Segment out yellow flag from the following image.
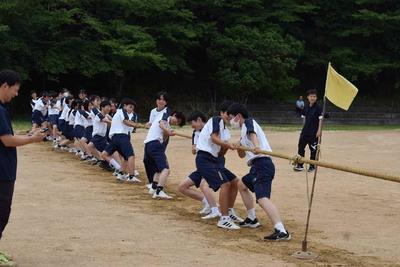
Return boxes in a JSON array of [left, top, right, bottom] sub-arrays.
[[325, 63, 358, 110]]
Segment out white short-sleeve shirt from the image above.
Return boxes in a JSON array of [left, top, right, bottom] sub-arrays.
[[239, 118, 272, 165]]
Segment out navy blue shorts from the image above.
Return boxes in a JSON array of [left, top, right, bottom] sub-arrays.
[[242, 157, 275, 200], [43, 114, 49, 122], [92, 135, 108, 152], [64, 124, 74, 140], [84, 126, 93, 142], [143, 140, 169, 183], [74, 125, 85, 139], [188, 171, 202, 188], [49, 114, 59, 126], [217, 156, 236, 182], [32, 110, 43, 126], [195, 151, 231, 192], [104, 134, 134, 160], [58, 119, 66, 133]]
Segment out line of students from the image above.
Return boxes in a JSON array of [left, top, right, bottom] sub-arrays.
[[31, 90, 291, 241]]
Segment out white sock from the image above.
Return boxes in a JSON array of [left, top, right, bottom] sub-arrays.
[[202, 197, 209, 207], [247, 208, 256, 220], [274, 222, 287, 234], [221, 215, 230, 221], [110, 159, 121, 170], [211, 207, 220, 214]]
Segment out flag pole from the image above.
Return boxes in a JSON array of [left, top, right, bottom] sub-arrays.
[[300, 95, 326, 253], [293, 63, 330, 260]]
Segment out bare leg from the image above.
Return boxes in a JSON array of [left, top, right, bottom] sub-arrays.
[[258, 197, 282, 225], [157, 169, 170, 187], [178, 178, 203, 201], [200, 180, 217, 207], [228, 178, 239, 208], [219, 182, 231, 216], [238, 179, 254, 210]]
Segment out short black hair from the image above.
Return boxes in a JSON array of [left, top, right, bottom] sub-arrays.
[[71, 99, 82, 109], [172, 111, 186, 127], [79, 89, 87, 95], [100, 100, 110, 109], [89, 95, 100, 103], [49, 90, 57, 98], [109, 97, 117, 104], [83, 100, 90, 111], [120, 97, 135, 106], [42, 91, 50, 97], [30, 90, 37, 95], [220, 100, 234, 113], [61, 88, 69, 93], [156, 91, 168, 103], [0, 69, 22, 87], [227, 103, 249, 119], [187, 111, 207, 123], [306, 89, 318, 96]]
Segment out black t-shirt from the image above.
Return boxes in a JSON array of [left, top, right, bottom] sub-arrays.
[[0, 103, 17, 182], [301, 103, 323, 136]]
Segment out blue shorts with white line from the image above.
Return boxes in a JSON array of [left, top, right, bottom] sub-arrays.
[[195, 151, 234, 192], [143, 140, 169, 183], [188, 171, 202, 188], [92, 135, 108, 152], [104, 134, 135, 160], [242, 157, 275, 200]]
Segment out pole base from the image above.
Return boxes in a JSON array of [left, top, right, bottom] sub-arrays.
[[291, 250, 318, 260]]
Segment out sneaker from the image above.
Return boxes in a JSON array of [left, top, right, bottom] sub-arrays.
[[152, 190, 172, 199], [134, 170, 140, 177], [146, 184, 152, 189], [308, 165, 316, 172], [202, 211, 221, 220], [293, 164, 304, 171], [229, 210, 244, 223], [116, 173, 129, 181], [98, 161, 114, 172], [113, 170, 120, 176], [217, 217, 240, 230], [148, 187, 156, 195], [264, 229, 291, 241], [199, 206, 211, 215], [239, 217, 260, 228], [126, 175, 141, 183], [80, 154, 89, 161]]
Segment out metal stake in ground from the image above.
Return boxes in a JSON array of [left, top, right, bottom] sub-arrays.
[[292, 96, 327, 260]]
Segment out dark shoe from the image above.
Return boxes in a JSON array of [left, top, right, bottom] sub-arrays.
[[239, 217, 260, 228], [264, 229, 291, 241]]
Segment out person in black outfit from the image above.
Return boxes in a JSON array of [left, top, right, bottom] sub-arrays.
[[0, 70, 45, 266], [294, 89, 323, 172]]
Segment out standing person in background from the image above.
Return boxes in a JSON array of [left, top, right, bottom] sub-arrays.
[[31, 91, 50, 132], [48, 91, 61, 141], [295, 96, 305, 117], [109, 98, 118, 117], [0, 70, 45, 267], [293, 89, 323, 172]]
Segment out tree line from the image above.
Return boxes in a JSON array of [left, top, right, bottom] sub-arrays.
[[0, 0, 399, 113]]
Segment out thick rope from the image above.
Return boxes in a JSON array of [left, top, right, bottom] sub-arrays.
[[172, 131, 400, 183]]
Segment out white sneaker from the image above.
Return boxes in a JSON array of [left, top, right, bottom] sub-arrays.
[[126, 176, 141, 183], [146, 184, 152, 189], [202, 211, 221, 220], [148, 187, 156, 195], [152, 190, 173, 199], [199, 206, 211, 215], [113, 170, 120, 176], [229, 209, 244, 223], [217, 217, 240, 230], [134, 170, 140, 176], [116, 173, 128, 181]]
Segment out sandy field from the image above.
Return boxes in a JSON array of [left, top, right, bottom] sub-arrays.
[[1, 128, 400, 267]]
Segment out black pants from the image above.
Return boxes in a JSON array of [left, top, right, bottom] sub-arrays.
[[0, 181, 15, 240], [297, 135, 318, 166]]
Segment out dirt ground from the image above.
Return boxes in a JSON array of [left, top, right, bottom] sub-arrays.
[[1, 129, 400, 267]]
